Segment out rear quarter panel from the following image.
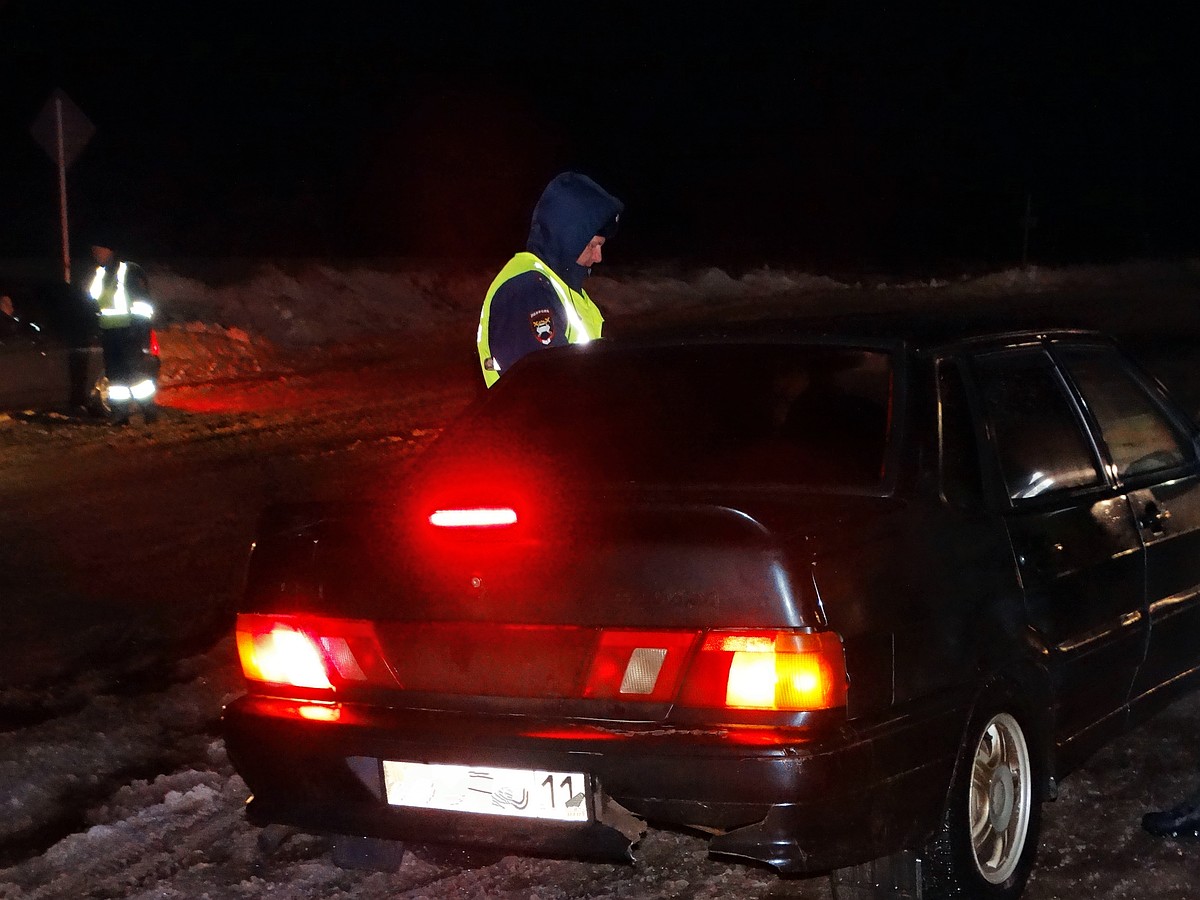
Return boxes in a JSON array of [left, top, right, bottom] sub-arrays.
[[803, 495, 1025, 720]]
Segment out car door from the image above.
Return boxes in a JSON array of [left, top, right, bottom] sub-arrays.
[[0, 315, 61, 409], [968, 345, 1147, 749], [1054, 344, 1200, 703]]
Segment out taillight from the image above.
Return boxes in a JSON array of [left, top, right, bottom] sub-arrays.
[[678, 630, 847, 711], [235, 614, 395, 692], [583, 627, 847, 712], [233, 615, 847, 716], [237, 620, 331, 689], [148, 328, 160, 357]]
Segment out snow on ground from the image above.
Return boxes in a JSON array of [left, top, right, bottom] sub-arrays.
[[1, 639, 1198, 899]]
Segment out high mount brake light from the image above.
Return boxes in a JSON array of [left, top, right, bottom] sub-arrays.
[[236, 614, 394, 692], [429, 507, 518, 528], [678, 630, 848, 711]]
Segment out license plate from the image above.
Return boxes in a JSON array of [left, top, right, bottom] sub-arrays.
[[382, 760, 590, 822]]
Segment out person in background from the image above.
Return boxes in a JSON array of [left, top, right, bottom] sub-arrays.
[[1143, 786, 1200, 840], [476, 172, 623, 388], [88, 241, 159, 425]]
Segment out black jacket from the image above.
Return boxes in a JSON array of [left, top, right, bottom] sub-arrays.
[[487, 173, 623, 376]]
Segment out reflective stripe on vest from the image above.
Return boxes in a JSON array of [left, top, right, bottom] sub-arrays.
[[89, 262, 153, 328], [476, 251, 604, 388]]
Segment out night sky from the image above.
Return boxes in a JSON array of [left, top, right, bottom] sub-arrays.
[[2, 2, 1198, 275]]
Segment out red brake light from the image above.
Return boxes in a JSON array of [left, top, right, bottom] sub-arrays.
[[236, 614, 395, 692], [678, 630, 847, 711], [429, 507, 518, 528]]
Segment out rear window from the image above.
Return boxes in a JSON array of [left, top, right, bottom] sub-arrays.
[[451, 343, 894, 489]]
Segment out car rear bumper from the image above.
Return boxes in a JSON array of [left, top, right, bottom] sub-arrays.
[[223, 694, 963, 874]]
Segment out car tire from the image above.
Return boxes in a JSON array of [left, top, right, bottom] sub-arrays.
[[920, 699, 1043, 900]]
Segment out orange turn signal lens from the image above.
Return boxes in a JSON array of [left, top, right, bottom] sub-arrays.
[[726, 648, 833, 709], [679, 630, 847, 711]]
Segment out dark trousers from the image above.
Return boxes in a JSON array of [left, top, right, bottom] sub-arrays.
[[100, 322, 153, 381], [100, 321, 154, 413]]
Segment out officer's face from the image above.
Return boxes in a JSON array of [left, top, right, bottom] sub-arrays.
[[576, 235, 605, 268]]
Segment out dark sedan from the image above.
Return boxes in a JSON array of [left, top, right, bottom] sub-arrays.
[[223, 321, 1200, 899], [0, 287, 107, 414]]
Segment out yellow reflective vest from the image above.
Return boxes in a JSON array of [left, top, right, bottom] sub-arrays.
[[476, 252, 604, 388], [88, 262, 154, 329]]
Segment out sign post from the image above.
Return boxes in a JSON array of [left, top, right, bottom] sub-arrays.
[[30, 89, 95, 284]]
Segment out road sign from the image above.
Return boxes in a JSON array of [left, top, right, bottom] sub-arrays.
[[30, 90, 94, 283], [31, 89, 95, 168]]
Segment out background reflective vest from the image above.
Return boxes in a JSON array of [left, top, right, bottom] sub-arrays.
[[476, 251, 604, 388], [89, 262, 154, 329]]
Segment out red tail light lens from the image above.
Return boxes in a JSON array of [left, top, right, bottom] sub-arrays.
[[678, 630, 847, 711], [236, 614, 395, 691]]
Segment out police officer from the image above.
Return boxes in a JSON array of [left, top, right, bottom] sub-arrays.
[[477, 172, 623, 387], [88, 241, 159, 425]]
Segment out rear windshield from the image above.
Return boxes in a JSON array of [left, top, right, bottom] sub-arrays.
[[451, 344, 894, 489]]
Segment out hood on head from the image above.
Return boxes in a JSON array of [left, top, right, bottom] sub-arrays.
[[526, 173, 623, 290]]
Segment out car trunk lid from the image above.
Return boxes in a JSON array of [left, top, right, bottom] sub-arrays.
[[241, 491, 880, 719], [251, 492, 824, 629]]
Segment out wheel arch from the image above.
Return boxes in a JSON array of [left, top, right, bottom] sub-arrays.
[[941, 658, 1055, 814], [917, 659, 1052, 898]]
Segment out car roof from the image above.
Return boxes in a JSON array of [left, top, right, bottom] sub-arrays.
[[619, 310, 1110, 356]]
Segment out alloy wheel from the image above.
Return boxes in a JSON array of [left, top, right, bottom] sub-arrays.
[[969, 712, 1032, 884]]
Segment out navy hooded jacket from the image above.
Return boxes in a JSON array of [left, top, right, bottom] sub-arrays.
[[486, 173, 623, 377]]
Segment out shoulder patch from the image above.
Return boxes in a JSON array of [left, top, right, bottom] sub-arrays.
[[529, 308, 555, 345], [530, 307, 556, 340]]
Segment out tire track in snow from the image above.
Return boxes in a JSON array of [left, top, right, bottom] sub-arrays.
[[5, 778, 242, 900]]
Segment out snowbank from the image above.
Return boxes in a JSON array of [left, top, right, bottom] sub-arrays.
[[148, 258, 1200, 386]]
